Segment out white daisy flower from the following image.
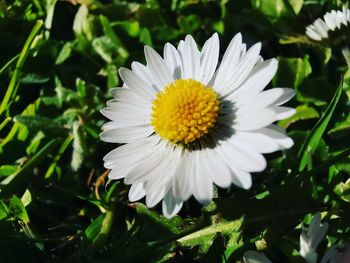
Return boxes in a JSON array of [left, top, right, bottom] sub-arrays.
[[300, 213, 329, 263], [306, 6, 350, 41], [100, 33, 295, 218]]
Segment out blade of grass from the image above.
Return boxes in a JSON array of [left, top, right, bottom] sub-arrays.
[[0, 138, 61, 199], [0, 116, 11, 131], [0, 54, 20, 76], [44, 134, 73, 179], [303, 147, 350, 177], [298, 79, 343, 172], [0, 20, 43, 116]]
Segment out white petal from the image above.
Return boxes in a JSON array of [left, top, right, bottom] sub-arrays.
[[100, 125, 154, 143], [124, 141, 169, 185], [146, 186, 167, 208], [337, 10, 347, 26], [197, 148, 232, 188], [314, 18, 329, 38], [332, 10, 342, 28], [216, 140, 266, 172], [182, 35, 201, 80], [101, 103, 150, 126], [269, 106, 296, 120], [110, 87, 149, 106], [230, 167, 252, 189], [212, 33, 243, 88], [199, 33, 219, 85], [131, 62, 160, 92], [144, 46, 174, 89], [192, 151, 213, 204], [162, 189, 183, 218], [104, 136, 159, 169], [237, 88, 295, 108], [124, 154, 164, 185], [173, 151, 194, 201], [234, 108, 277, 131], [262, 125, 294, 149], [229, 59, 278, 103], [324, 13, 336, 31], [232, 131, 281, 154], [163, 43, 183, 79], [145, 147, 181, 202], [306, 27, 323, 41], [119, 67, 156, 100], [217, 42, 262, 96], [129, 183, 146, 202]]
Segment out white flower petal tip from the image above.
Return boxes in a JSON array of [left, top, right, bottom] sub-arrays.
[[243, 251, 272, 263], [299, 213, 329, 263], [305, 7, 350, 41], [101, 33, 295, 217]]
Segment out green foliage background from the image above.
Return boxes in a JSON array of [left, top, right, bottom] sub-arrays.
[[0, 0, 350, 262]]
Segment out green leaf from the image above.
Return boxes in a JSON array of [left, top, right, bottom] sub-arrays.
[[21, 189, 32, 207], [92, 36, 117, 64], [178, 218, 242, 253], [177, 15, 201, 33], [278, 104, 319, 129], [114, 21, 140, 37], [139, 28, 153, 46], [9, 195, 30, 223], [288, 0, 303, 14], [328, 117, 350, 139], [76, 78, 87, 98], [0, 201, 9, 220], [55, 42, 73, 65], [297, 77, 333, 106], [298, 80, 343, 172], [84, 210, 114, 248], [107, 64, 119, 88], [19, 73, 50, 84], [200, 234, 226, 263], [0, 165, 17, 177], [26, 131, 45, 155], [14, 115, 66, 135], [99, 15, 128, 58], [134, 203, 185, 235], [252, 0, 291, 20], [273, 56, 312, 89], [334, 178, 350, 202]]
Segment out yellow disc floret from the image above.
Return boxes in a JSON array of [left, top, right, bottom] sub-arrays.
[[151, 79, 220, 144]]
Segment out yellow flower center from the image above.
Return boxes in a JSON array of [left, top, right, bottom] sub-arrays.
[[151, 79, 220, 144]]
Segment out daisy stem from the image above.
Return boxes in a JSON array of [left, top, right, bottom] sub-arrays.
[[341, 47, 350, 69]]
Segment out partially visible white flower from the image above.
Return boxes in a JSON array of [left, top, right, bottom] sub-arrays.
[[321, 244, 350, 263], [299, 213, 329, 263], [306, 6, 350, 41], [243, 251, 272, 263]]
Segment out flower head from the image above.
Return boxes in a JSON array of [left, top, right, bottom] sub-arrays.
[[306, 6, 350, 41], [100, 33, 295, 218]]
